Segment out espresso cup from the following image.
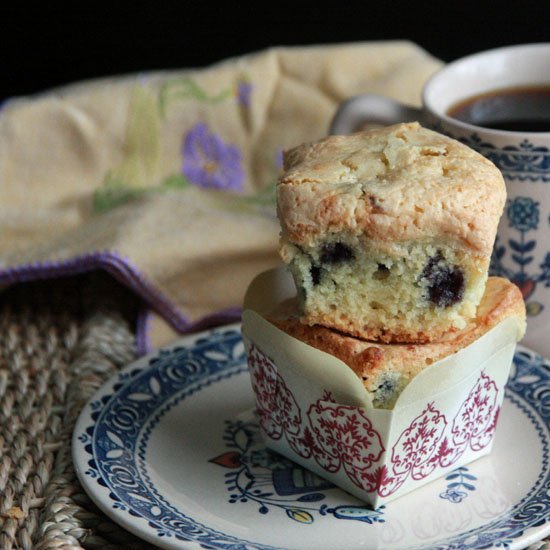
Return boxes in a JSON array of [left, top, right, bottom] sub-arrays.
[[330, 44, 550, 356]]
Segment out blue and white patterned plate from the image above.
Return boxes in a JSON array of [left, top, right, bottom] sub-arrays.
[[72, 323, 550, 549]]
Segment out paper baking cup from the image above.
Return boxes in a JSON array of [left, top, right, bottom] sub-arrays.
[[241, 268, 521, 506]]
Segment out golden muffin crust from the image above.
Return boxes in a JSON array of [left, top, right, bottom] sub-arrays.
[[277, 122, 505, 257]]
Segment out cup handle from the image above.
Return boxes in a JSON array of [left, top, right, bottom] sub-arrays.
[[329, 94, 425, 135]]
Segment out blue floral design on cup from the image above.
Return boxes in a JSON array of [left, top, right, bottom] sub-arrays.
[[491, 196, 550, 316], [507, 197, 540, 232], [459, 134, 550, 182]]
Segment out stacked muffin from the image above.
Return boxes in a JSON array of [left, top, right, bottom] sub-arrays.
[[274, 122, 525, 408]]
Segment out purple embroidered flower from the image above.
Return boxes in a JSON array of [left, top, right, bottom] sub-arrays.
[[275, 146, 284, 170], [236, 80, 253, 108], [182, 122, 245, 191]]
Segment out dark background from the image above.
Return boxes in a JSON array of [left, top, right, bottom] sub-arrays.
[[2, 2, 549, 100]]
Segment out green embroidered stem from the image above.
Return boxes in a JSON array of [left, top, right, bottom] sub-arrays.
[[93, 174, 147, 213], [93, 174, 190, 213], [159, 77, 233, 117]]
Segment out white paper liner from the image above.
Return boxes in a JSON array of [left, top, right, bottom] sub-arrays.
[[242, 268, 522, 506]]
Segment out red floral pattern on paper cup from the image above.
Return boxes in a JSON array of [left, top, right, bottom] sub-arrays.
[[307, 400, 385, 491], [379, 403, 447, 496], [245, 338, 511, 507], [247, 344, 301, 440], [452, 372, 499, 451]]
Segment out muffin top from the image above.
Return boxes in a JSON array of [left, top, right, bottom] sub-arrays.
[[277, 122, 506, 256]]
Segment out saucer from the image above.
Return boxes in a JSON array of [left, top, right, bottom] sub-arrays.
[[72, 323, 550, 549]]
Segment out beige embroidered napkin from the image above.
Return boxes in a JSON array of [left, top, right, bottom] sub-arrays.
[[0, 41, 441, 348]]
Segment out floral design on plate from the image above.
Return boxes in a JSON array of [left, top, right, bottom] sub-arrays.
[[439, 467, 478, 503]]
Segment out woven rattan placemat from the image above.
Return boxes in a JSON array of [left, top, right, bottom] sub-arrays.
[[0, 274, 151, 549], [0, 275, 548, 549]]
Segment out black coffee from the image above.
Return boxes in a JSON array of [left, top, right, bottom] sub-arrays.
[[447, 85, 550, 132]]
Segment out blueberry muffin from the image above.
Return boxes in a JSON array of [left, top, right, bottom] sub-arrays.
[[277, 122, 506, 343], [269, 277, 525, 408]]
